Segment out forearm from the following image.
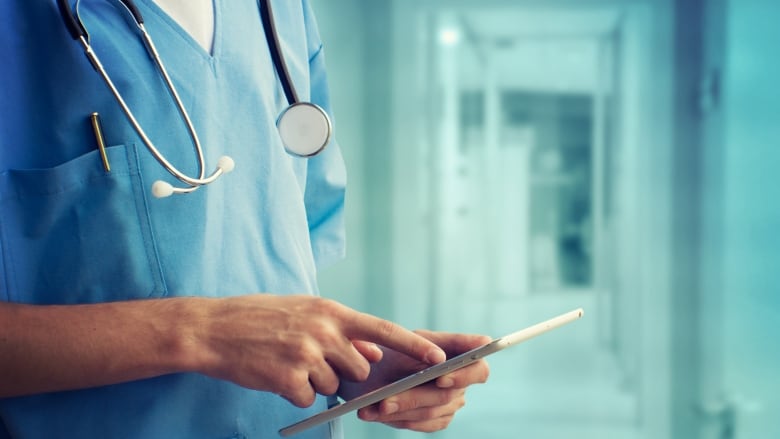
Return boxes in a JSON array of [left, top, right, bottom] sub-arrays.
[[0, 294, 447, 407], [0, 298, 206, 398]]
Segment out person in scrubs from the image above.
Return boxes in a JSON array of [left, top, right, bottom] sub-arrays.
[[0, 1, 490, 438]]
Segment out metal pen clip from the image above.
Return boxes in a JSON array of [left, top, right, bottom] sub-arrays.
[[90, 112, 111, 172]]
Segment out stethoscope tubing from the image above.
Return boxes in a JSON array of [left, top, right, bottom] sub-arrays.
[[59, 0, 223, 192], [58, 0, 144, 40], [57, 0, 330, 197], [259, 0, 297, 105]]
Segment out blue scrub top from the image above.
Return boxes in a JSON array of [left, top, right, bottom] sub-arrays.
[[0, 0, 347, 437]]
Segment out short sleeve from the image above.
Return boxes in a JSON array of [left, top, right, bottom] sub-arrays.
[[302, 0, 347, 270]]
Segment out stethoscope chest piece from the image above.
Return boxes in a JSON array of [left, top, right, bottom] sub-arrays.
[[277, 102, 332, 157]]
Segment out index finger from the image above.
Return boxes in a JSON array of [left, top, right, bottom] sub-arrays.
[[414, 331, 492, 355], [345, 312, 446, 365]]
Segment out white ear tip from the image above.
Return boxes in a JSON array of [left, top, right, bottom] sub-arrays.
[[218, 156, 235, 173], [152, 180, 174, 198]]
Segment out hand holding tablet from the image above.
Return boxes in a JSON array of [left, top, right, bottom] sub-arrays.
[[280, 308, 584, 436]]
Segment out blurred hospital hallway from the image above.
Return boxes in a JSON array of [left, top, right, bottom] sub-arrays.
[[311, 0, 780, 438]]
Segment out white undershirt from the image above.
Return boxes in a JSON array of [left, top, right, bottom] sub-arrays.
[[153, 0, 215, 53]]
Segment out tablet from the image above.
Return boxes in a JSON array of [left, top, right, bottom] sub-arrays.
[[279, 308, 584, 436]]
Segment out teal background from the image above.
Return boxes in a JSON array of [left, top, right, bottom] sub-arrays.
[[310, 1, 780, 438]]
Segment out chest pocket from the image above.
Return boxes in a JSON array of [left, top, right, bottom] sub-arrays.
[[0, 144, 166, 304]]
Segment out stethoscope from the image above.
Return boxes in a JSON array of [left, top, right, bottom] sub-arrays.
[[57, 0, 332, 198]]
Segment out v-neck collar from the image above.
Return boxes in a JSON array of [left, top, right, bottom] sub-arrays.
[[136, 0, 222, 62]]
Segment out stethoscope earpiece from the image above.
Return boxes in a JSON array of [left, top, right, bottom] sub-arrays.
[[217, 155, 236, 174], [151, 155, 235, 198], [151, 180, 175, 198]]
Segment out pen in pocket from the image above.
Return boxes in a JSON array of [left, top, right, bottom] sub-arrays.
[[90, 112, 111, 173]]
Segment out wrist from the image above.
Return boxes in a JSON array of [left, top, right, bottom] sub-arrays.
[[155, 297, 217, 376]]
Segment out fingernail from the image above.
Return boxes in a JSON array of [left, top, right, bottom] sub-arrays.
[[383, 401, 399, 415], [438, 377, 454, 388], [425, 348, 446, 364], [360, 408, 378, 421]]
